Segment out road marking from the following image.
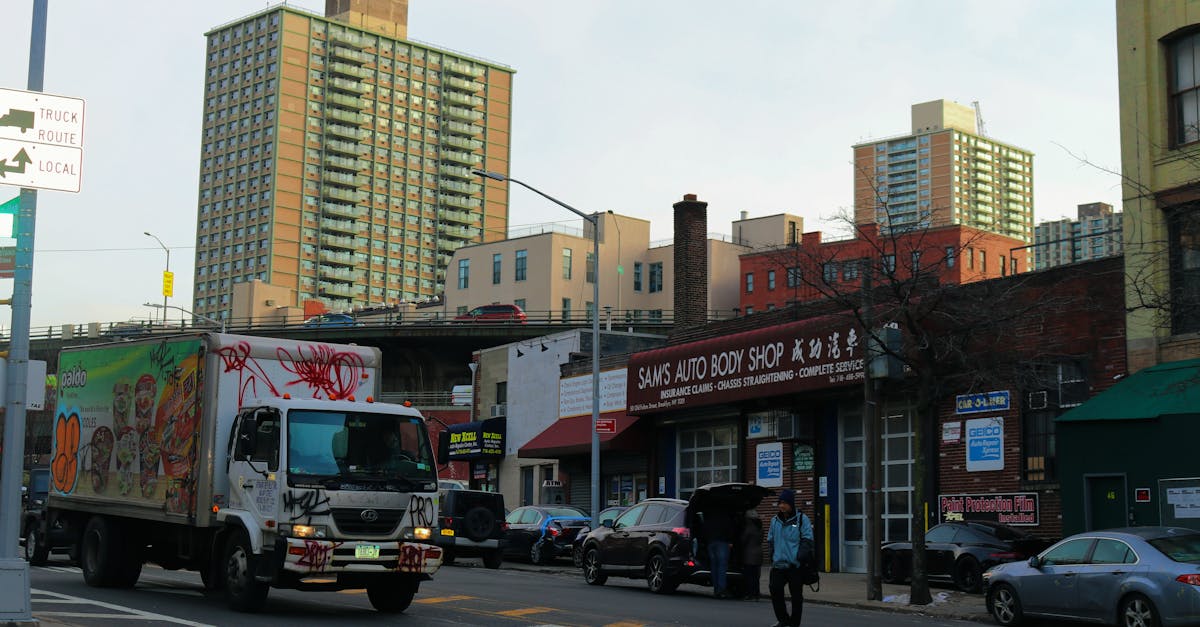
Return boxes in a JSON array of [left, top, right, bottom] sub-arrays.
[[336, 589, 365, 595], [415, 594, 475, 604], [31, 589, 215, 626], [497, 606, 555, 617], [32, 612, 162, 620], [603, 623, 646, 627], [41, 565, 82, 574]]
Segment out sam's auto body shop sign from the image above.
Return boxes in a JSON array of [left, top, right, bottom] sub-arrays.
[[627, 316, 864, 414], [939, 492, 1039, 526]]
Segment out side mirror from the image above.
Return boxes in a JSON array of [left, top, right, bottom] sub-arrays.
[[602, 519, 615, 529], [1028, 556, 1041, 569], [437, 430, 450, 465]]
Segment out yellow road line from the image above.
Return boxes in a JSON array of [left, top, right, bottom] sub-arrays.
[[336, 589, 365, 595], [496, 606, 554, 617], [604, 622, 646, 627], [414, 594, 475, 604]]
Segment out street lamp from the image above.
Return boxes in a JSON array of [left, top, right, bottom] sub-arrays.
[[144, 231, 170, 325], [144, 303, 225, 333], [473, 168, 603, 527]]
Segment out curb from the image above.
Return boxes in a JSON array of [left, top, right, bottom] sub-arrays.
[[805, 597, 991, 623]]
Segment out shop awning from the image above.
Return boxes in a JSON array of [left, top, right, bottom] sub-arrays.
[[1057, 358, 1200, 422], [518, 414, 641, 458]]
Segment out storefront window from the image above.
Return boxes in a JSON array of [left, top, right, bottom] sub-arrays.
[[678, 423, 738, 500], [607, 473, 647, 506]]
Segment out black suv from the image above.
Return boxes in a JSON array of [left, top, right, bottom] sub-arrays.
[[437, 489, 506, 568], [21, 467, 52, 565], [579, 483, 770, 594]]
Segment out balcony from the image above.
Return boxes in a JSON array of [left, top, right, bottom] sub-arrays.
[[322, 202, 366, 220], [326, 123, 365, 141], [438, 164, 474, 180], [443, 120, 482, 136], [318, 281, 364, 298], [440, 194, 482, 211], [329, 77, 366, 95], [445, 92, 484, 108], [444, 106, 484, 123], [320, 233, 361, 250], [318, 249, 356, 267], [445, 76, 484, 92], [328, 93, 365, 110], [444, 61, 485, 78], [440, 224, 481, 240], [323, 154, 364, 172], [318, 264, 363, 282], [329, 62, 371, 80], [442, 136, 483, 152], [321, 187, 362, 203], [328, 108, 366, 126], [322, 170, 362, 187], [441, 149, 482, 167], [437, 238, 465, 253], [439, 208, 481, 226], [320, 217, 364, 235], [323, 138, 365, 157], [329, 30, 366, 48], [438, 179, 481, 195], [330, 45, 369, 64]]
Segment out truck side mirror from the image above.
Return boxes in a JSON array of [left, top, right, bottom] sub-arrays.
[[437, 430, 450, 465]]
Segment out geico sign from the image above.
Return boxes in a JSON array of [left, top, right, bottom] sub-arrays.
[[759, 449, 782, 459], [968, 426, 1002, 438]]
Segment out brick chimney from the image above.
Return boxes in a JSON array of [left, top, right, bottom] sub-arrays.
[[673, 194, 708, 329]]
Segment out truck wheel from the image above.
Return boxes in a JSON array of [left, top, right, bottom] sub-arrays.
[[482, 550, 502, 570], [24, 526, 49, 566], [367, 576, 417, 613], [224, 528, 269, 612], [81, 516, 121, 587]]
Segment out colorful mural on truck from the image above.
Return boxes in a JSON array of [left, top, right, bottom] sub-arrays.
[[52, 340, 204, 516]]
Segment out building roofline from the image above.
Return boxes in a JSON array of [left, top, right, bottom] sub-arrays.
[[851, 127, 1034, 155]]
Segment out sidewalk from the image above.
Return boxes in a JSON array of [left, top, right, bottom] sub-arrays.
[[760, 569, 991, 622]]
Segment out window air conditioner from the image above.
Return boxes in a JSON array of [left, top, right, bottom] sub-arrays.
[[490, 403, 507, 418]]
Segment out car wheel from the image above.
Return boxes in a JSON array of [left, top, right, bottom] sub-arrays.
[[646, 552, 676, 594], [1120, 593, 1160, 627], [482, 550, 502, 570], [583, 548, 607, 586], [881, 551, 903, 584], [573, 545, 583, 568], [988, 583, 1024, 626], [463, 507, 496, 542], [367, 576, 417, 613], [224, 528, 269, 613], [24, 526, 49, 566], [954, 556, 982, 593], [530, 540, 546, 565]]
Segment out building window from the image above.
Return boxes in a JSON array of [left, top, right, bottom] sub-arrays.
[[514, 298, 526, 311], [633, 262, 643, 291], [911, 251, 922, 273], [881, 254, 896, 275], [1169, 205, 1200, 334], [745, 272, 754, 293], [842, 261, 860, 282], [1023, 361, 1087, 484], [979, 250, 987, 273], [786, 267, 801, 288], [945, 246, 956, 268], [767, 270, 776, 290], [562, 248, 572, 280], [457, 259, 469, 289], [788, 221, 798, 245], [1000, 254, 1007, 276], [586, 252, 595, 283], [822, 263, 837, 283], [967, 247, 975, 270], [515, 249, 527, 281], [561, 298, 572, 322], [677, 423, 738, 501], [493, 253, 502, 284], [1170, 30, 1200, 146], [649, 262, 664, 293], [1011, 257, 1018, 275]]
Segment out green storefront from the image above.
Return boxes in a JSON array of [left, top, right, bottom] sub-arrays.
[[1057, 358, 1200, 535]]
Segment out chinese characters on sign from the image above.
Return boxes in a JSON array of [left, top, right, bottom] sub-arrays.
[[628, 317, 865, 414]]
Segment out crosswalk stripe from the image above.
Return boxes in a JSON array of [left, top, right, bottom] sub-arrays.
[[497, 606, 554, 617], [414, 594, 474, 603]]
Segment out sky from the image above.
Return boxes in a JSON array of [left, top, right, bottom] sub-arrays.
[[0, 0, 1121, 329]]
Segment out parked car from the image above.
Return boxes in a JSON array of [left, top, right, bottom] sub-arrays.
[[573, 506, 628, 567], [984, 526, 1200, 626], [436, 489, 507, 569], [20, 467, 52, 565], [454, 304, 527, 324], [881, 521, 1052, 592], [503, 505, 590, 564], [579, 482, 770, 594], [304, 313, 358, 327]]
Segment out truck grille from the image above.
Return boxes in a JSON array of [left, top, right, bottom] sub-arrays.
[[331, 508, 404, 536]]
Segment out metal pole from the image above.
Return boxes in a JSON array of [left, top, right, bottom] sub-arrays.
[[863, 260, 882, 600], [0, 1, 47, 621], [591, 217, 601, 527], [164, 247, 170, 325]]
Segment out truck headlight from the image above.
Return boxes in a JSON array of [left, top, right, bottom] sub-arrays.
[[280, 523, 329, 539], [414, 527, 432, 541]]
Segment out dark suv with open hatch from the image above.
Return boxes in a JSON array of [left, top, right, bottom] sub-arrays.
[[436, 489, 507, 568]]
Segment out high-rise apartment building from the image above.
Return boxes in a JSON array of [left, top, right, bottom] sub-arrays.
[[193, 1, 513, 320], [1033, 202, 1122, 270], [852, 100, 1034, 243]]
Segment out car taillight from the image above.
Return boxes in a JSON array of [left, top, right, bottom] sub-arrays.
[[442, 517, 453, 528], [672, 527, 691, 538], [500, 522, 509, 531], [1177, 574, 1200, 586], [989, 552, 1021, 560], [548, 526, 560, 537]]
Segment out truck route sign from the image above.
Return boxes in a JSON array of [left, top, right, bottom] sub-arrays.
[[0, 87, 85, 193]]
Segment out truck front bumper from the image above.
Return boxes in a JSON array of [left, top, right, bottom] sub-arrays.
[[280, 537, 442, 576]]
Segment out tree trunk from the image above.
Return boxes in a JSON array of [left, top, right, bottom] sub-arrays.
[[909, 375, 933, 605]]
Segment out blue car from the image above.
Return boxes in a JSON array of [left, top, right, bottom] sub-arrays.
[[304, 313, 357, 328], [984, 526, 1200, 626], [503, 506, 590, 565]]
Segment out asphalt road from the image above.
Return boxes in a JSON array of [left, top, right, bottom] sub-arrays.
[[27, 558, 982, 627]]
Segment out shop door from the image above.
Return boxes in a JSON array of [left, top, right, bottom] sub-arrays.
[[881, 412, 914, 544], [840, 410, 866, 573], [677, 423, 738, 501], [1087, 475, 1127, 530]]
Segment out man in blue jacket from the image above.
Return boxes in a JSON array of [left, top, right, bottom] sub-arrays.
[[766, 489, 813, 627]]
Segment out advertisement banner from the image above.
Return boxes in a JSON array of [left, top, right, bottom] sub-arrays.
[[965, 416, 1004, 472], [756, 442, 783, 487], [938, 492, 1039, 526], [52, 339, 204, 516], [560, 369, 627, 418], [446, 417, 506, 460]]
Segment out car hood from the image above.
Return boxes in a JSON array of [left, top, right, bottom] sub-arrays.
[[687, 482, 771, 513]]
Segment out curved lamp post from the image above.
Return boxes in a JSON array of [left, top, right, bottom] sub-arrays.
[[144, 231, 169, 325], [472, 169, 602, 527]]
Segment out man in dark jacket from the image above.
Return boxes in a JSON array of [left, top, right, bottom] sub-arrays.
[[739, 508, 763, 600], [702, 508, 735, 598]]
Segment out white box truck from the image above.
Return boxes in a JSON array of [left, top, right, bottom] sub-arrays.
[[42, 333, 443, 612]]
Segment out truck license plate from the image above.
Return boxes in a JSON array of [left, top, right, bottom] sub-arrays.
[[355, 544, 380, 559]]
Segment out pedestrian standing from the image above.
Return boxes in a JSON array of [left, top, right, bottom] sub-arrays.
[[767, 489, 813, 627], [740, 508, 763, 600], [702, 508, 735, 598]]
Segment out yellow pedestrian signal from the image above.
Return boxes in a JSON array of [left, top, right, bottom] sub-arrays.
[[162, 271, 174, 298]]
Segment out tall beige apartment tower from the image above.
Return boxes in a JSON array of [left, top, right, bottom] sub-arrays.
[[852, 100, 1033, 243], [193, 1, 513, 320]]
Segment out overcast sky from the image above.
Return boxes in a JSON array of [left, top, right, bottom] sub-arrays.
[[0, 0, 1120, 329]]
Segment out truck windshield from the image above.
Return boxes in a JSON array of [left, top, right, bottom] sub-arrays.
[[287, 410, 436, 485]]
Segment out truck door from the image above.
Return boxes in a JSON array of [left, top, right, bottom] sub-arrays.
[[228, 408, 281, 522]]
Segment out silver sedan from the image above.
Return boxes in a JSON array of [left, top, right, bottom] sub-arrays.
[[983, 527, 1200, 626]]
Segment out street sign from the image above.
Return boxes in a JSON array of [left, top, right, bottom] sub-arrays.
[[0, 246, 14, 279], [596, 418, 616, 434], [0, 88, 85, 193], [0, 196, 16, 214], [162, 270, 174, 297]]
